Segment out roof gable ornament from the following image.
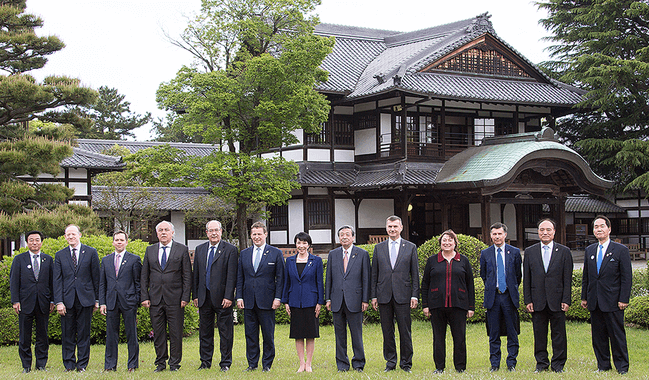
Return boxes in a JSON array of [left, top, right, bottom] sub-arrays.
[[465, 12, 495, 37]]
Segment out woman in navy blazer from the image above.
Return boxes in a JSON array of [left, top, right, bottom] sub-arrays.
[[281, 232, 324, 373]]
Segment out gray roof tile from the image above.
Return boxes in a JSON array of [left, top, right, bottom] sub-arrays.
[[565, 195, 625, 214], [92, 186, 214, 211], [61, 147, 124, 169], [76, 139, 219, 157]]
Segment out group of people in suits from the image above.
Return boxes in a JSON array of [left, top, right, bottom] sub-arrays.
[[9, 214, 633, 374]]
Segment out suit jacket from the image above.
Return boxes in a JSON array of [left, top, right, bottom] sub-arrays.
[[193, 240, 238, 308], [281, 254, 324, 308], [523, 242, 573, 312], [480, 244, 522, 309], [141, 241, 192, 306], [581, 241, 632, 312], [53, 244, 100, 308], [10, 251, 54, 314], [236, 244, 284, 309], [420, 252, 475, 311], [370, 238, 420, 304], [325, 245, 370, 313], [99, 251, 142, 310]]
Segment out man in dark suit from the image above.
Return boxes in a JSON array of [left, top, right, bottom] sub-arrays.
[[581, 215, 632, 374], [236, 221, 284, 372], [53, 224, 100, 372], [141, 221, 192, 372], [193, 220, 238, 372], [370, 215, 419, 373], [523, 219, 573, 373], [480, 222, 522, 372], [99, 230, 141, 372], [10, 230, 54, 373], [325, 225, 370, 372]]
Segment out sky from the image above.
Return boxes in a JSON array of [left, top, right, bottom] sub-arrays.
[[26, 0, 553, 141]]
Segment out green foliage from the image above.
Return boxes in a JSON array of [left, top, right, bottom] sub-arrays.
[[416, 233, 487, 277], [566, 286, 590, 321], [625, 295, 649, 327], [0, 307, 20, 344], [0, 204, 100, 240]]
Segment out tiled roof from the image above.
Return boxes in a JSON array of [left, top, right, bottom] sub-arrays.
[[315, 14, 585, 105], [61, 147, 124, 169], [76, 139, 219, 157], [565, 195, 626, 214], [92, 186, 214, 211]]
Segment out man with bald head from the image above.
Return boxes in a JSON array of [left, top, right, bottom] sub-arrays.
[[53, 224, 100, 372], [141, 221, 192, 372]]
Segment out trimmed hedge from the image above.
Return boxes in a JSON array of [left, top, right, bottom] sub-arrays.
[[1, 235, 198, 345], [625, 295, 649, 327]]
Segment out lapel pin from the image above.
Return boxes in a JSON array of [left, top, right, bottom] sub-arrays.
[[27, 265, 32, 269], [590, 255, 594, 260]]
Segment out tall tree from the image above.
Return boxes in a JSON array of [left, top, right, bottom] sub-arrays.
[[157, 0, 333, 248], [0, 1, 98, 241], [537, 0, 649, 189], [73, 86, 151, 139]]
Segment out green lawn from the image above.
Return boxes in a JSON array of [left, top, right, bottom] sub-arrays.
[[0, 321, 647, 379]]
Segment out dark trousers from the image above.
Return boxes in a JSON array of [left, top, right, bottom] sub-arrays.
[[332, 300, 365, 371], [105, 300, 139, 370], [591, 307, 629, 372], [531, 306, 566, 371], [244, 305, 276, 369], [379, 297, 413, 370], [430, 307, 467, 371], [18, 307, 49, 370], [150, 302, 184, 369], [486, 292, 519, 368], [60, 297, 92, 371], [199, 291, 234, 368]]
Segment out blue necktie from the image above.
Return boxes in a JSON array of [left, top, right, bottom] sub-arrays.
[[597, 245, 604, 274], [253, 247, 261, 272], [206, 246, 215, 291], [161, 246, 167, 270], [543, 245, 550, 272], [497, 247, 506, 292]]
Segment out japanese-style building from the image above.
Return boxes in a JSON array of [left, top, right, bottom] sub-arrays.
[[261, 13, 612, 250]]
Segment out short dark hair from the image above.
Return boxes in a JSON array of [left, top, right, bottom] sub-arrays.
[[113, 230, 129, 240], [26, 231, 44, 241], [251, 221, 267, 234], [537, 218, 556, 229], [294, 232, 312, 246], [438, 229, 459, 248], [490, 222, 508, 233], [593, 215, 611, 228], [337, 225, 355, 237]]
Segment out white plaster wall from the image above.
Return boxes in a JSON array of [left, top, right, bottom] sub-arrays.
[[490, 203, 501, 224], [270, 230, 288, 245], [334, 106, 354, 115], [70, 182, 88, 196], [171, 212, 186, 244], [354, 102, 376, 113], [380, 113, 391, 137], [469, 203, 481, 228], [293, 129, 304, 145], [334, 149, 355, 162], [288, 199, 304, 241], [308, 187, 328, 195], [358, 199, 394, 228], [307, 149, 330, 162], [334, 199, 355, 244], [354, 129, 376, 155], [503, 204, 517, 239], [69, 200, 88, 206], [187, 240, 203, 251], [617, 199, 649, 207], [310, 229, 332, 244], [282, 149, 303, 162], [69, 168, 87, 179], [261, 151, 280, 159]]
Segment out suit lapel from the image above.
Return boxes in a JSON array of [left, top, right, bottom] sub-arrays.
[[599, 243, 615, 274], [106, 253, 116, 280], [299, 255, 315, 279], [345, 247, 358, 277], [153, 243, 164, 271]]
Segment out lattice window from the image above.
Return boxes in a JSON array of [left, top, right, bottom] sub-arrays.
[[269, 204, 288, 229], [433, 47, 530, 78], [306, 122, 330, 145], [333, 116, 353, 146], [356, 112, 377, 130], [307, 198, 331, 228]]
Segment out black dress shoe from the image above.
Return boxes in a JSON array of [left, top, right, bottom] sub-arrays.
[[128, 368, 136, 373], [534, 367, 548, 373], [619, 370, 628, 375], [507, 366, 516, 372], [456, 369, 465, 373], [262, 367, 271, 372], [153, 366, 165, 372], [22, 368, 30, 373], [402, 367, 412, 373], [220, 366, 229, 372], [245, 366, 257, 371], [36, 367, 46, 371], [170, 367, 180, 372], [489, 366, 499, 372], [553, 369, 564, 373], [433, 369, 444, 374], [77, 368, 86, 372], [337, 369, 348, 372], [197, 364, 210, 370], [384, 366, 396, 372], [354, 368, 363, 372]]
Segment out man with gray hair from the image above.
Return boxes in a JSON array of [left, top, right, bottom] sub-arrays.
[[193, 220, 238, 371], [141, 221, 192, 372], [325, 225, 370, 372]]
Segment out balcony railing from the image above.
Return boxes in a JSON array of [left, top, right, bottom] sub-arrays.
[[378, 131, 475, 159]]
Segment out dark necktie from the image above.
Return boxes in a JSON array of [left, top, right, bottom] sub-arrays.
[[206, 246, 215, 291], [33, 254, 40, 280], [161, 246, 167, 270], [497, 247, 506, 292], [71, 248, 77, 272]]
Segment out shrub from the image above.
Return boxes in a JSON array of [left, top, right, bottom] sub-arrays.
[[0, 307, 19, 345], [631, 268, 648, 298], [565, 286, 589, 321], [625, 295, 649, 327]]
